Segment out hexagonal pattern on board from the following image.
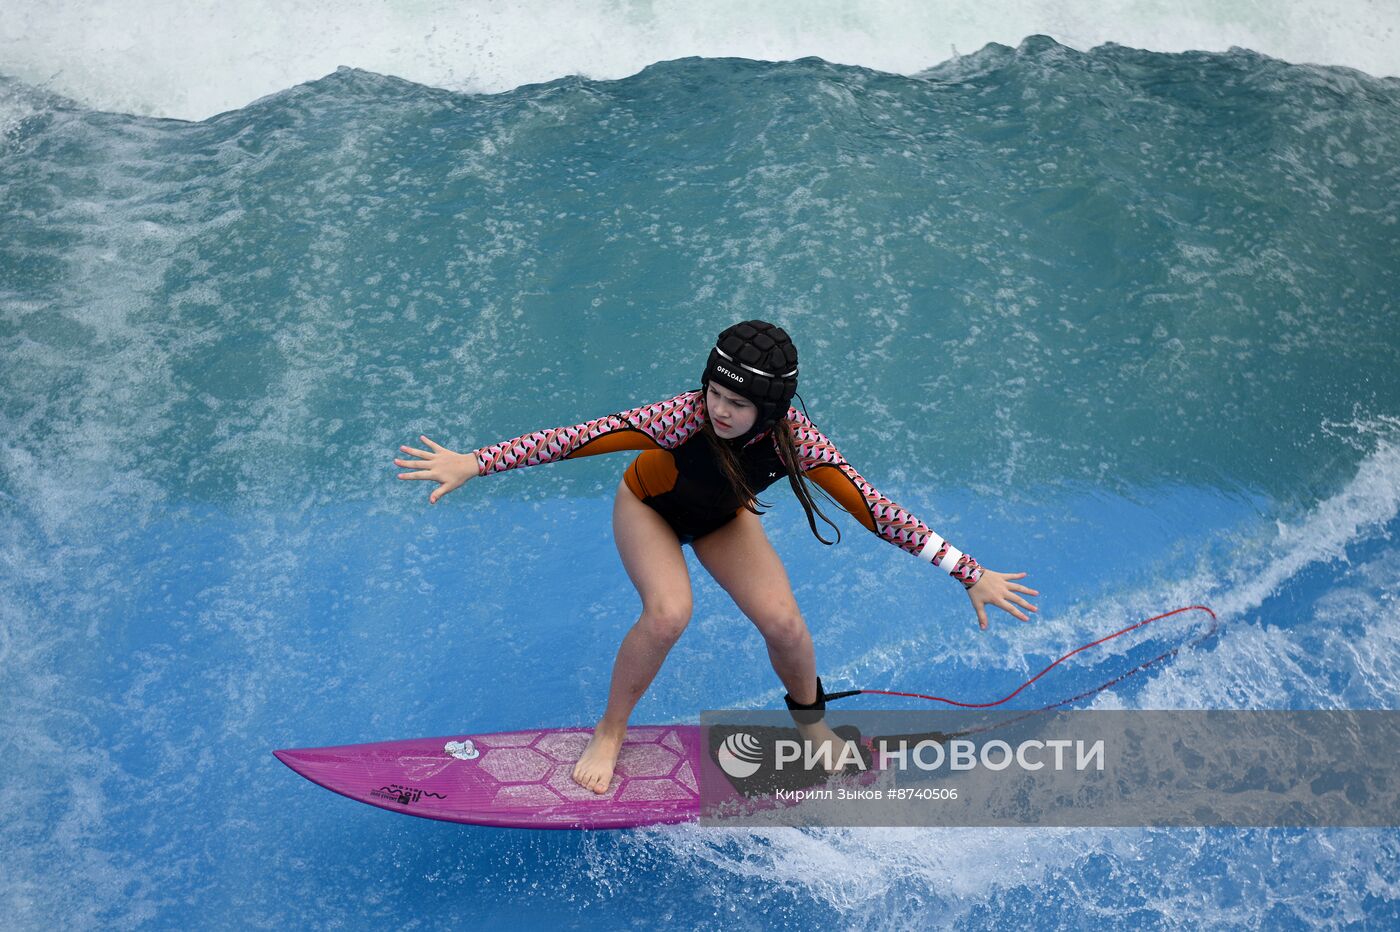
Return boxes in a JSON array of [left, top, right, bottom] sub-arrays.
[[476, 727, 697, 806]]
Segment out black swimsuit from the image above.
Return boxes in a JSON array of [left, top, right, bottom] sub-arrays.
[[623, 423, 789, 545]]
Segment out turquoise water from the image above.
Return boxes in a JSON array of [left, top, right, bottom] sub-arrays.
[[3, 37, 1399, 929]]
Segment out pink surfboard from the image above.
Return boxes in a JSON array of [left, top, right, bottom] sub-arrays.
[[274, 725, 711, 830], [274, 723, 878, 830]]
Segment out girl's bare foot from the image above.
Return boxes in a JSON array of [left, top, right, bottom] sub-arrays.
[[571, 720, 628, 794], [793, 719, 859, 774]]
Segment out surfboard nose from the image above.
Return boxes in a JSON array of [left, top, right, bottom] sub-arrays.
[[272, 748, 317, 776], [272, 746, 339, 765]]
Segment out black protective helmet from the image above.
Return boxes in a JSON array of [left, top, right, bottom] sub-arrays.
[[700, 320, 799, 444]]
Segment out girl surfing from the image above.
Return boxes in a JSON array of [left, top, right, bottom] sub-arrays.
[[393, 320, 1039, 794]]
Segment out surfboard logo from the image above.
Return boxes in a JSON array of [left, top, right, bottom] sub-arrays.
[[444, 739, 479, 760], [370, 784, 447, 806], [716, 732, 764, 779]]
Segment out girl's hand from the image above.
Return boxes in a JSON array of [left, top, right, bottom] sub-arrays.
[[966, 570, 1040, 631], [394, 436, 480, 505]]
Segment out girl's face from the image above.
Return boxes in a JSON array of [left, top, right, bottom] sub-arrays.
[[705, 382, 758, 439]]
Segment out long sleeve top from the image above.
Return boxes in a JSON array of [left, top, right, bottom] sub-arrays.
[[470, 389, 983, 589]]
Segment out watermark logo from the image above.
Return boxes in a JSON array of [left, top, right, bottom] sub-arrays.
[[698, 709, 1400, 827], [716, 731, 764, 778]]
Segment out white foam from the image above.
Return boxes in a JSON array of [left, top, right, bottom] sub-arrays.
[[2, 0, 1396, 122], [1216, 434, 1400, 622]]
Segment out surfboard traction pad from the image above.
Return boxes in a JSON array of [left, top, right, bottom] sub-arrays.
[[274, 723, 876, 830]]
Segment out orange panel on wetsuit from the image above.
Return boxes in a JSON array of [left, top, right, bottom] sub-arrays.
[[563, 431, 660, 459], [804, 464, 878, 532], [623, 448, 680, 500]]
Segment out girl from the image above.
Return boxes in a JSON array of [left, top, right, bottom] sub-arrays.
[[393, 320, 1039, 794]]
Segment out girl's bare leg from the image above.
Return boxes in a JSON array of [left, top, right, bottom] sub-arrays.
[[570, 479, 694, 794], [691, 508, 852, 770]]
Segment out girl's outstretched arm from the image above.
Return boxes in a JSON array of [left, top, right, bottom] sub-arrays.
[[469, 389, 703, 475], [784, 407, 1039, 630], [394, 389, 706, 505]]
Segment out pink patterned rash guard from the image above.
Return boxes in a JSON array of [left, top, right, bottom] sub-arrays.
[[470, 389, 984, 589]]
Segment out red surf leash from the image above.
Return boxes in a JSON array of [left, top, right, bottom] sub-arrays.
[[825, 605, 1220, 722]]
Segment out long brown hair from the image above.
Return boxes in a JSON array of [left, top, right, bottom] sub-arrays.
[[700, 391, 843, 545]]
